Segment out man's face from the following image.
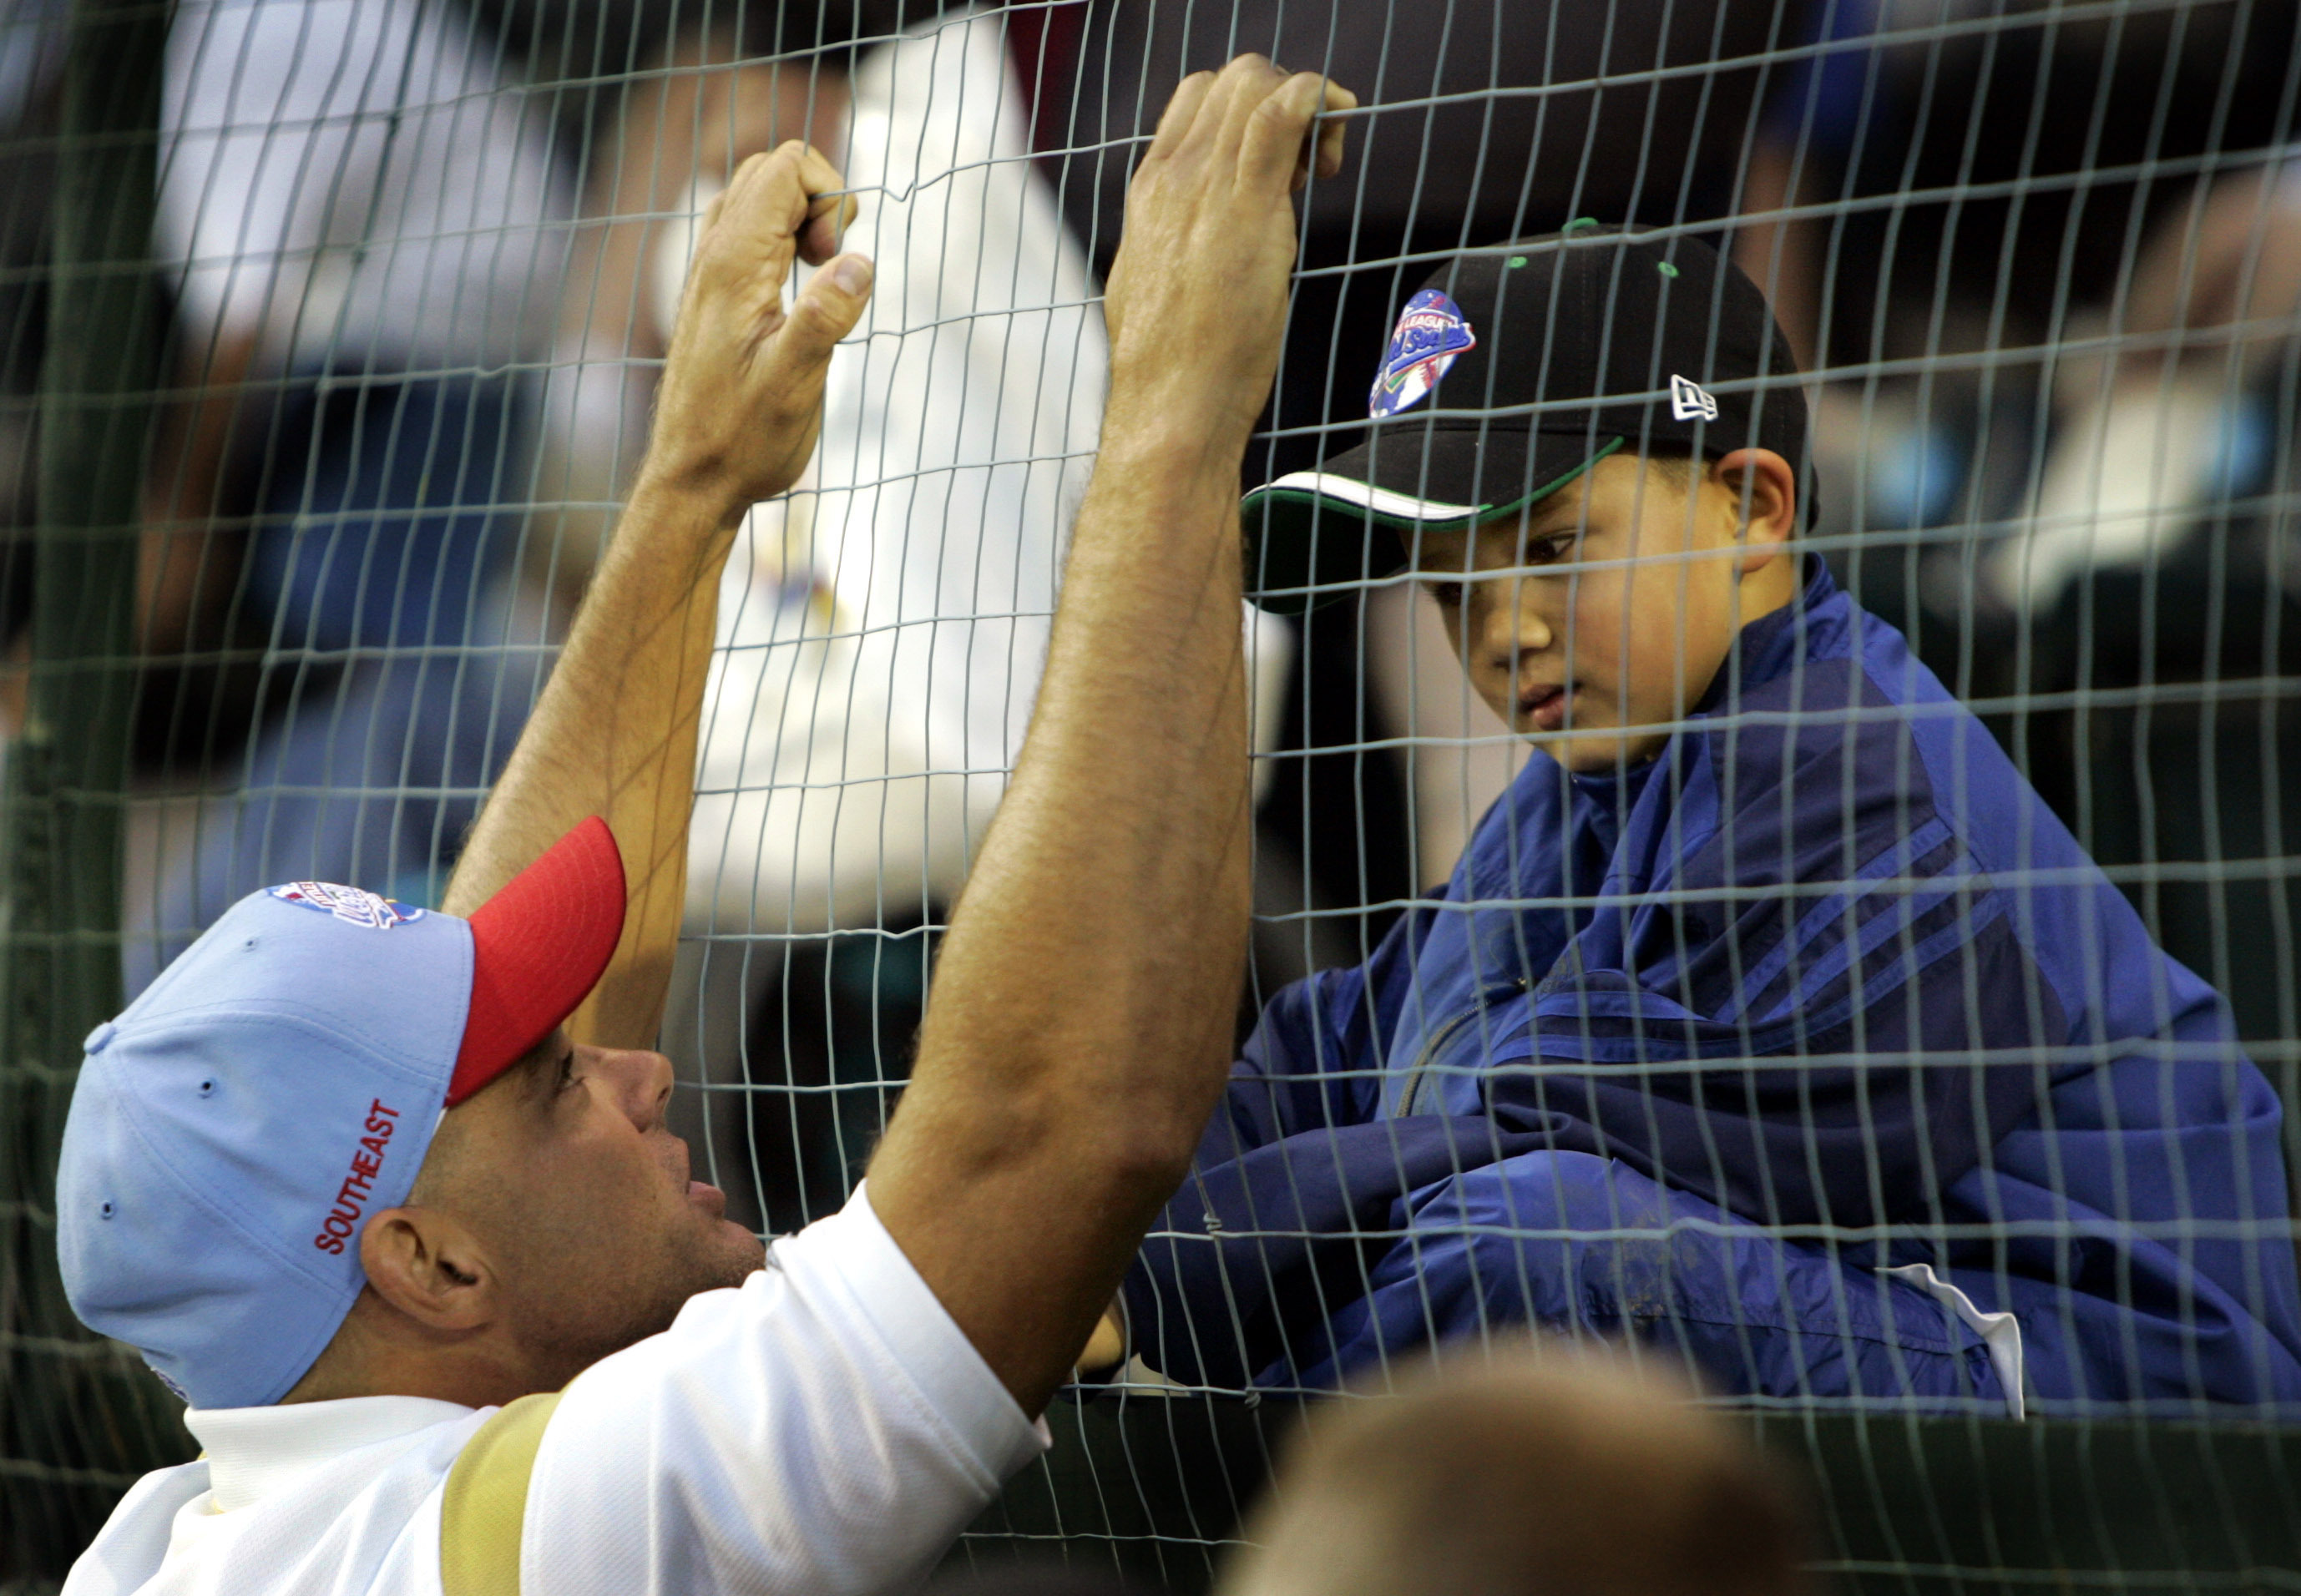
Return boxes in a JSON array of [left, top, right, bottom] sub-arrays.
[[1408, 452, 1769, 774], [421, 1032, 764, 1384]]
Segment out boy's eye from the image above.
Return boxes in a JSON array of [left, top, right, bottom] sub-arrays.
[[556, 1050, 579, 1093], [1525, 532, 1576, 565], [1424, 580, 1465, 609]]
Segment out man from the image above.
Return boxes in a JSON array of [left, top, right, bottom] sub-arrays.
[[58, 58, 1353, 1593]]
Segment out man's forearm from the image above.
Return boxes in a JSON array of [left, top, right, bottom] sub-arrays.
[[441, 476, 739, 1047], [863, 58, 1349, 1415], [919, 424, 1254, 1120], [870, 424, 1254, 1406]]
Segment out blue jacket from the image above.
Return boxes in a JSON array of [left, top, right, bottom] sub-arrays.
[[1123, 560, 2301, 1408]]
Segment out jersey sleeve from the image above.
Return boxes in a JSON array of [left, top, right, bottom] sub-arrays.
[[519, 1184, 1046, 1596]]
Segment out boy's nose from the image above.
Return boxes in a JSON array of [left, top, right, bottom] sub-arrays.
[[1482, 583, 1551, 662]]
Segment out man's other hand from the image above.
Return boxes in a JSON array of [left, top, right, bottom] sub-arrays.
[[640, 140, 872, 523], [1101, 58, 1355, 451], [445, 144, 865, 1030]]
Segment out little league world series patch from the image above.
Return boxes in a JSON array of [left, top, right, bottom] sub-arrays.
[[1369, 289, 1476, 418], [269, 881, 426, 930]]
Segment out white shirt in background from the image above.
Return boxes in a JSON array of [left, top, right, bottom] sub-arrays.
[[159, 0, 564, 371]]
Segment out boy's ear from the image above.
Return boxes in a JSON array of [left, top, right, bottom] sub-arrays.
[[1711, 448, 1798, 575]]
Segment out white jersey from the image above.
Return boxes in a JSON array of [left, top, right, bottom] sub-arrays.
[[62, 1186, 1046, 1595]]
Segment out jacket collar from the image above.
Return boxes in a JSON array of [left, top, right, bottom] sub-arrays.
[[1692, 553, 1841, 718]]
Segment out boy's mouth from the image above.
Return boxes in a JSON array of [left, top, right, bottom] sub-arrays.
[[1519, 684, 1571, 732]]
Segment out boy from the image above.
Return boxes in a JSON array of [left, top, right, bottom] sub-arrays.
[[1115, 226, 2301, 1411]]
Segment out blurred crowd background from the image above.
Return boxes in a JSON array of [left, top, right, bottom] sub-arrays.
[[3, 0, 2300, 1239]]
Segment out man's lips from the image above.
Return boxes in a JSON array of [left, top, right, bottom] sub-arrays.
[[670, 1139, 727, 1218], [1520, 684, 1571, 732]]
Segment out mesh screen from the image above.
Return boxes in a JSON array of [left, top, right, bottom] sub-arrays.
[[8, 0, 2301, 1586]]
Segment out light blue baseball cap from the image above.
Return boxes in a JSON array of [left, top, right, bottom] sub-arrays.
[[56, 819, 625, 1410]]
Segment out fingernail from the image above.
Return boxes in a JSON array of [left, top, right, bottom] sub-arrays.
[[834, 255, 872, 295]]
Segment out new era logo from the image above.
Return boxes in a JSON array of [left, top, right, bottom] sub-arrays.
[[1670, 374, 1719, 422]]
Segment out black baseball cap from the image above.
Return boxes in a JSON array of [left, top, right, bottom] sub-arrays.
[[1242, 223, 1811, 614]]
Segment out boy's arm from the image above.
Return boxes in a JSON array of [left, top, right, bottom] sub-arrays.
[[866, 57, 1353, 1417], [442, 143, 870, 1050]]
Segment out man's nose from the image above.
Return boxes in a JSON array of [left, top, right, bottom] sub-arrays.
[[589, 1045, 675, 1130]]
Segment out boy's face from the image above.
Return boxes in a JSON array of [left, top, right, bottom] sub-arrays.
[[1407, 449, 1798, 774]]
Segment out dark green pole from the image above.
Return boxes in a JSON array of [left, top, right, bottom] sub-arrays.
[[0, 0, 188, 1578]]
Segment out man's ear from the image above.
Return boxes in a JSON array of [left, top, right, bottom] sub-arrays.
[[358, 1205, 498, 1333], [1711, 448, 1798, 576]]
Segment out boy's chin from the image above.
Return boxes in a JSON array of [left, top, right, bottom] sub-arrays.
[[1529, 725, 1671, 774]]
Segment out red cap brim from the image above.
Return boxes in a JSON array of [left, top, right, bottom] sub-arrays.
[[447, 817, 627, 1105]]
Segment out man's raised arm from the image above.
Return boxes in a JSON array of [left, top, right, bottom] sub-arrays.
[[867, 58, 1354, 1416], [442, 143, 871, 1049]]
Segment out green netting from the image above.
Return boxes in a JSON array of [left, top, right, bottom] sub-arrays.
[[8, 0, 2301, 1587]]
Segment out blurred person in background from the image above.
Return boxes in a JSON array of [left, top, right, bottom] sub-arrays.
[[0, 0, 63, 746], [1737, 0, 2301, 529], [1990, 154, 2301, 632], [425, 2, 880, 1230], [1218, 1345, 1814, 1596], [129, 0, 568, 989], [665, 11, 1120, 1230], [531, 7, 1063, 1230]]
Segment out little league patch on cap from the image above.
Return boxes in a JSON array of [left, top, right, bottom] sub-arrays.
[[1369, 290, 1477, 419], [269, 881, 426, 929], [56, 818, 626, 1409]]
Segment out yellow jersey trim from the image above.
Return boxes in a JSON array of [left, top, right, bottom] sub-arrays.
[[439, 1391, 561, 1596]]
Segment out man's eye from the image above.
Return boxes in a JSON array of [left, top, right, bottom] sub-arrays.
[[1424, 581, 1465, 609], [557, 1053, 579, 1092]]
